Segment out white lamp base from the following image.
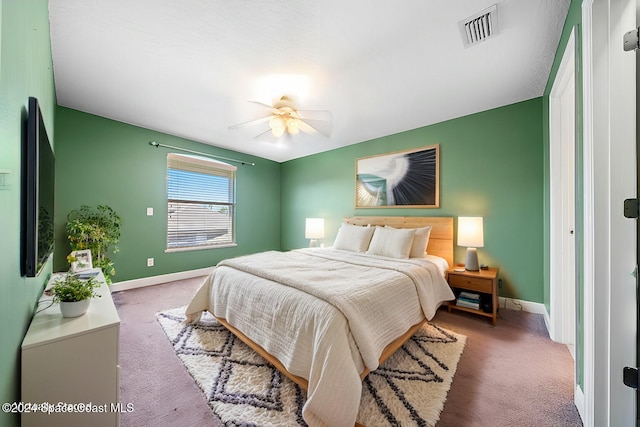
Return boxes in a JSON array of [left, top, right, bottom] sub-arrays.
[[465, 247, 480, 271], [309, 239, 318, 248]]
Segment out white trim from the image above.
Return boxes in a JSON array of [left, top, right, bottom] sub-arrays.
[[168, 152, 238, 171], [581, 2, 595, 425], [575, 384, 586, 421], [549, 26, 577, 345], [498, 297, 548, 315], [109, 266, 215, 293], [585, 1, 637, 425], [165, 243, 238, 253], [606, 0, 637, 424]]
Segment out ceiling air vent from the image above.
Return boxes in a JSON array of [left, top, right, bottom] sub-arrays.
[[458, 4, 498, 47]]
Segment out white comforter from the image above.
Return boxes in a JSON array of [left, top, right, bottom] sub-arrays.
[[185, 248, 454, 427]]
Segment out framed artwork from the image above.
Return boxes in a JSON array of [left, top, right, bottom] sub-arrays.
[[70, 249, 93, 273], [355, 144, 440, 208]]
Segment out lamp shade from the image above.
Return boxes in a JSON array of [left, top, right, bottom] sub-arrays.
[[305, 218, 325, 239], [457, 217, 484, 248]]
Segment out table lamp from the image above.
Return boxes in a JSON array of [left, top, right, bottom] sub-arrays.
[[457, 217, 484, 271], [305, 218, 325, 247]]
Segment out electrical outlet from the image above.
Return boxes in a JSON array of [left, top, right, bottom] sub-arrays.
[[147, 258, 154, 267], [147, 207, 153, 216]]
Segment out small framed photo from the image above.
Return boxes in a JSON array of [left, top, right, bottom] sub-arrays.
[[70, 249, 93, 272]]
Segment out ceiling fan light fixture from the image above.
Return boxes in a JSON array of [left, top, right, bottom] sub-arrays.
[[230, 95, 331, 140], [269, 116, 286, 137], [286, 117, 300, 134]]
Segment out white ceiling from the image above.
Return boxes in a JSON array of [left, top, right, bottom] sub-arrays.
[[48, 0, 570, 163]]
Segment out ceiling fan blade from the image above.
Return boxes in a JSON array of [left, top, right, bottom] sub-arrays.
[[253, 127, 274, 139], [296, 109, 332, 122], [299, 118, 332, 138], [228, 115, 271, 130], [248, 100, 280, 114], [254, 127, 290, 144], [297, 120, 316, 134]]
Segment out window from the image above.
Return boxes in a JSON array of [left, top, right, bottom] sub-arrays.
[[166, 153, 236, 251]]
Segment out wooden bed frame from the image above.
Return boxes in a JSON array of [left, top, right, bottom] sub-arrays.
[[345, 216, 454, 268], [214, 216, 454, 421]]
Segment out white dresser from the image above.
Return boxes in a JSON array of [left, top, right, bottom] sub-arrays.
[[21, 269, 120, 427]]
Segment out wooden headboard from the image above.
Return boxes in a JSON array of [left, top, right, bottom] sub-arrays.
[[344, 216, 454, 267]]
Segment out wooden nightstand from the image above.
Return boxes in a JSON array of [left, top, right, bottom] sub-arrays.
[[446, 267, 499, 325]]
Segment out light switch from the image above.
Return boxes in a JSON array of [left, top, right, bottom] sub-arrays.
[[0, 169, 11, 191], [147, 207, 153, 216]]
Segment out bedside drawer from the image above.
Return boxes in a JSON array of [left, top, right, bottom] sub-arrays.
[[448, 274, 493, 293]]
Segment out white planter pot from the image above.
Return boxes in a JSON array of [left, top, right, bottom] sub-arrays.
[[60, 299, 91, 318]]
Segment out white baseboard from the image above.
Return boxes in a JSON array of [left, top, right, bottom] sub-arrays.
[[109, 267, 215, 293], [574, 384, 585, 424], [543, 309, 552, 334], [499, 297, 551, 337], [498, 296, 547, 315]]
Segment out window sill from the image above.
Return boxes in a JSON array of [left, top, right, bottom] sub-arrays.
[[165, 243, 237, 253]]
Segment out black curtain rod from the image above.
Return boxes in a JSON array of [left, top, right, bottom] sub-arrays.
[[148, 141, 255, 166]]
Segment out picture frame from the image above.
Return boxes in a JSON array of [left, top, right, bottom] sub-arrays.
[[355, 144, 440, 208], [70, 249, 93, 273]]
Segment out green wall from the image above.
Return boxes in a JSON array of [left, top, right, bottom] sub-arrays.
[[0, 3, 578, 425], [542, 0, 583, 388], [281, 98, 544, 303], [0, 2, 56, 426], [54, 108, 282, 281]]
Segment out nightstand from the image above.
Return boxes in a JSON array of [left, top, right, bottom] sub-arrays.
[[446, 267, 499, 325]]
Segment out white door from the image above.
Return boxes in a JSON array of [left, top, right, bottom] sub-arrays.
[[550, 26, 576, 353], [582, 0, 637, 425]]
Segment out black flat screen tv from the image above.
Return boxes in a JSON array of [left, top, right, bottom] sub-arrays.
[[22, 97, 55, 277]]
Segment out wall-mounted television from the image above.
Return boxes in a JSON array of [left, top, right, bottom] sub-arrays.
[[22, 97, 55, 277]]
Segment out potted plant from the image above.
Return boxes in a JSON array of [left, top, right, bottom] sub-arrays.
[[51, 274, 101, 318], [66, 205, 122, 284]]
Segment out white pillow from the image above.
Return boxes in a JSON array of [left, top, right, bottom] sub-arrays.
[[409, 225, 432, 258], [366, 226, 416, 259], [385, 225, 432, 258], [333, 223, 374, 252]]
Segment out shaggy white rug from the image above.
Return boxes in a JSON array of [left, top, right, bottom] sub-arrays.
[[157, 307, 465, 427]]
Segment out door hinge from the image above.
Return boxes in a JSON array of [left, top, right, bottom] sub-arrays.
[[623, 367, 639, 389], [624, 199, 640, 218], [624, 27, 640, 51]]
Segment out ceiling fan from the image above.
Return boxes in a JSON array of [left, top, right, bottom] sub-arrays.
[[229, 96, 332, 141]]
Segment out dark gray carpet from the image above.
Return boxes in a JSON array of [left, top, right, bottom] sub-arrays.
[[113, 277, 582, 427]]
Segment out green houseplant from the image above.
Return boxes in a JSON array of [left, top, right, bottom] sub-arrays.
[[66, 205, 122, 284], [51, 274, 100, 317]]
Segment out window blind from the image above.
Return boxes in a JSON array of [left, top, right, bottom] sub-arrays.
[[167, 153, 237, 250]]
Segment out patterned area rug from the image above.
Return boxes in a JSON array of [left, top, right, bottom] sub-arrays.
[[157, 307, 466, 427]]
